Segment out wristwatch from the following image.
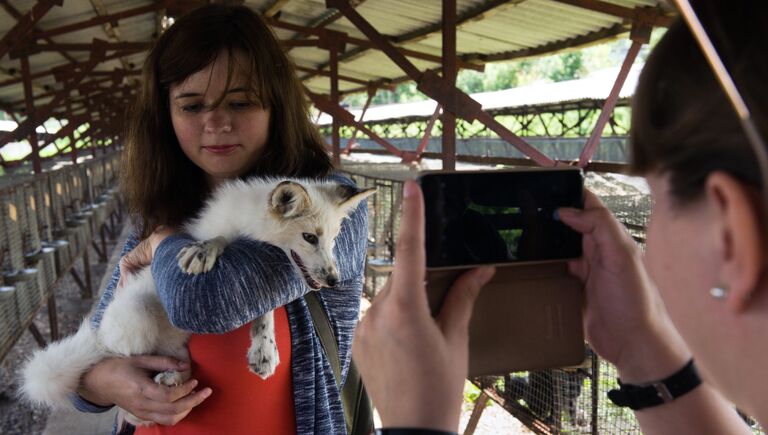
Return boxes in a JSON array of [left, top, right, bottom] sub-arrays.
[[607, 359, 702, 410]]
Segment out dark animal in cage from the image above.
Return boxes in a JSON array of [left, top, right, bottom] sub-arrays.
[[501, 368, 590, 428]]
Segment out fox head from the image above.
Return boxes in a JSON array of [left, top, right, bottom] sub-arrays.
[[268, 180, 375, 289]]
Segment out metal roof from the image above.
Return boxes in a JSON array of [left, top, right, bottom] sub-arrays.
[[0, 0, 674, 161]]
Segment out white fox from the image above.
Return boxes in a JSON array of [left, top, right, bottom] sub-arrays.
[[20, 177, 374, 426]]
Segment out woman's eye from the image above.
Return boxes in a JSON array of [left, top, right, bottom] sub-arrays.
[[302, 233, 318, 245], [229, 101, 253, 110], [181, 103, 204, 113]]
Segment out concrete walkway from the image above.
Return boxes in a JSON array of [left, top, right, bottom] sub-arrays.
[[42, 224, 131, 435]]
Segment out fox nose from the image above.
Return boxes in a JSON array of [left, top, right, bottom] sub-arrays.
[[326, 274, 338, 287]]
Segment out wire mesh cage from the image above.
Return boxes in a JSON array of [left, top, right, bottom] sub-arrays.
[[0, 192, 21, 360], [1, 189, 42, 329]]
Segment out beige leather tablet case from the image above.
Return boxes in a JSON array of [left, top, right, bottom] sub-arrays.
[[426, 261, 585, 376]]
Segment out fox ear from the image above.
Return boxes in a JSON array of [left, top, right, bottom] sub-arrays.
[[270, 181, 311, 218], [333, 184, 377, 214]]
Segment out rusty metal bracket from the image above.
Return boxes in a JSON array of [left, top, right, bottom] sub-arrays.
[[0, 0, 63, 60], [578, 23, 647, 168], [308, 89, 404, 158]]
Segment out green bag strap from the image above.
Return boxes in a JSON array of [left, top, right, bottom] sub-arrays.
[[305, 291, 343, 385], [304, 291, 373, 435]]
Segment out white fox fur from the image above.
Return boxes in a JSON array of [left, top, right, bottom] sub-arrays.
[[20, 177, 374, 426]]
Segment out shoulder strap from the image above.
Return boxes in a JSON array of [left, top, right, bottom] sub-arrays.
[[305, 291, 342, 385], [304, 291, 373, 435]]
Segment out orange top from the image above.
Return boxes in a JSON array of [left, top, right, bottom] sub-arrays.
[[135, 306, 296, 435]]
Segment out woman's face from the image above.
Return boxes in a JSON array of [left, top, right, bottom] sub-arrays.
[[169, 50, 270, 186], [644, 173, 731, 384]]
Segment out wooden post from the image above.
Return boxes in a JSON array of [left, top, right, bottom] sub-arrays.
[[464, 391, 489, 435], [442, 0, 457, 170], [21, 55, 42, 174]]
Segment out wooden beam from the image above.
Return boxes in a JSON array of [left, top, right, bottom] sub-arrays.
[[264, 0, 291, 17], [551, 0, 674, 27], [10, 41, 152, 57], [442, 0, 457, 170], [0, 0, 63, 60], [267, 18, 484, 73], [0, 49, 143, 89], [328, 0, 554, 166], [0, 0, 78, 63], [349, 149, 630, 174], [32, 2, 164, 40], [296, 0, 506, 80], [478, 23, 628, 62], [0, 51, 104, 147]]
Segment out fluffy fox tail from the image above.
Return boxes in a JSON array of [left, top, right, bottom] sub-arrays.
[[20, 319, 107, 409]]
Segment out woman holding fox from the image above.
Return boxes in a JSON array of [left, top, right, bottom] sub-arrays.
[[71, 4, 368, 434], [353, 0, 768, 434]]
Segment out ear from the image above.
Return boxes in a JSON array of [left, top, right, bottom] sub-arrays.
[[333, 184, 376, 214], [269, 181, 311, 218], [705, 171, 764, 312]]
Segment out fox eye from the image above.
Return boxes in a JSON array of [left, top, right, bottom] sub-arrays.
[[302, 233, 318, 245]]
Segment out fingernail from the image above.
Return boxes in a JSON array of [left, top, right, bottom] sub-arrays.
[[403, 180, 418, 198], [477, 266, 495, 284], [178, 361, 189, 369], [557, 208, 578, 219], [202, 388, 212, 398]]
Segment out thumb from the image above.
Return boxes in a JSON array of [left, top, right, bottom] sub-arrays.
[[438, 266, 495, 342], [132, 355, 189, 372]]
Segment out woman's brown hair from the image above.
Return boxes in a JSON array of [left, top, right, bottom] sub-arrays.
[[630, 0, 767, 205], [122, 4, 333, 238]]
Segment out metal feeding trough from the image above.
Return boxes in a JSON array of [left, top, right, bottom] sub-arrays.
[[367, 258, 394, 273], [3, 268, 39, 284]]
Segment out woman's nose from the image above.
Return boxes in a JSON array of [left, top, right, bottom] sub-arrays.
[[203, 108, 232, 134]]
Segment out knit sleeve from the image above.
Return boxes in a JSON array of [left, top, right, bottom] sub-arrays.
[[151, 175, 369, 334]]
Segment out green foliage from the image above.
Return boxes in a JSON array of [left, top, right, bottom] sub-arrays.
[[463, 382, 491, 408]]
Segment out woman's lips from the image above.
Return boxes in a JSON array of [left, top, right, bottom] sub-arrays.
[[203, 144, 238, 154]]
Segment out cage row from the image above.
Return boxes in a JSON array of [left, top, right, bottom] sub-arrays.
[[0, 154, 122, 361]]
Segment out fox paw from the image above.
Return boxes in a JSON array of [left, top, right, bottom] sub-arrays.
[[247, 338, 280, 379], [154, 370, 185, 386], [177, 239, 225, 274]]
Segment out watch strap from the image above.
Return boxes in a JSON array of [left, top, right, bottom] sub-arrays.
[[607, 359, 702, 410]]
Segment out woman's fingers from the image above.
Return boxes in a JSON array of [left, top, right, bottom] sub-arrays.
[[140, 377, 199, 404], [143, 387, 212, 420], [437, 266, 495, 342], [389, 180, 427, 305], [118, 240, 154, 287], [131, 355, 189, 373]]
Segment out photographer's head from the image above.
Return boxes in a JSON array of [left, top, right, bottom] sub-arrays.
[[630, 0, 768, 401]]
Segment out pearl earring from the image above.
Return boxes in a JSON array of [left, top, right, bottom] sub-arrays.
[[709, 287, 728, 300]]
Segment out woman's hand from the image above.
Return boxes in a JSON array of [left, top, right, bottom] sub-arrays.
[[352, 180, 495, 432], [118, 226, 176, 288], [558, 190, 691, 382], [78, 355, 211, 426]]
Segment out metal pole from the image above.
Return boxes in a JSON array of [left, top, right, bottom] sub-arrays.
[[578, 39, 642, 168], [442, 0, 457, 171], [21, 55, 42, 174], [330, 37, 341, 166]]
